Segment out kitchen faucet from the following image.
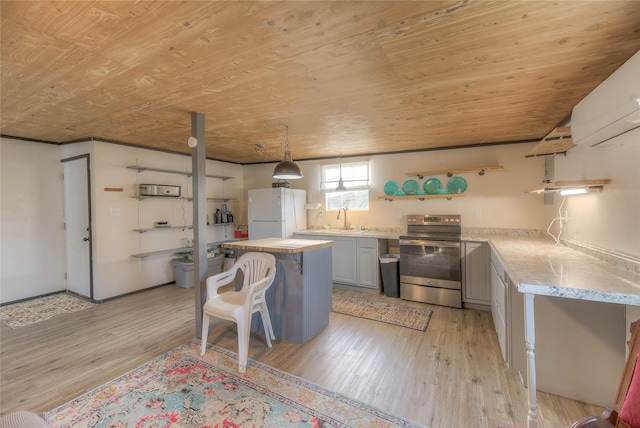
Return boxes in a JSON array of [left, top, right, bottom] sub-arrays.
[[337, 207, 349, 230]]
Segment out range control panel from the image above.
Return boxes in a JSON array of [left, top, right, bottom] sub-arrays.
[[406, 214, 461, 226]]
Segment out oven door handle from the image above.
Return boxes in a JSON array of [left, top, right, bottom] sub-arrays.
[[399, 239, 460, 248]]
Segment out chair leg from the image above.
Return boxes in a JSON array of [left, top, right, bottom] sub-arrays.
[[237, 319, 250, 373], [200, 314, 210, 356], [259, 303, 275, 347]]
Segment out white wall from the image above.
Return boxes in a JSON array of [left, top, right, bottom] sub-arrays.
[[3, 133, 636, 304], [548, 128, 640, 354], [550, 128, 640, 258], [1, 138, 66, 303], [1, 138, 243, 303], [86, 142, 243, 301], [245, 142, 546, 232]]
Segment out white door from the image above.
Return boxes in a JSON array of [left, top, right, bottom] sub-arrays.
[[63, 155, 93, 299]]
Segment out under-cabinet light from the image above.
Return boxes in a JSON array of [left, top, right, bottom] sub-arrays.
[[560, 188, 588, 196]]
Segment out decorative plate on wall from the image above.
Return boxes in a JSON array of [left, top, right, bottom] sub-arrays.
[[402, 179, 419, 194], [447, 176, 467, 194], [423, 178, 441, 194], [384, 180, 399, 196]]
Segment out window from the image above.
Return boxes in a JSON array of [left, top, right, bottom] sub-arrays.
[[321, 161, 369, 211]]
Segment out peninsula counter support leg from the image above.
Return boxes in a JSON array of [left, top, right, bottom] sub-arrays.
[[524, 292, 537, 427]]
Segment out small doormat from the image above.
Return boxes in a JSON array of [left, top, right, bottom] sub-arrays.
[[0, 293, 95, 329], [332, 293, 433, 331]]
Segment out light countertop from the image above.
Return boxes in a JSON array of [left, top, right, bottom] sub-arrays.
[[465, 233, 640, 306], [295, 228, 640, 305], [293, 229, 401, 240], [222, 238, 332, 254]]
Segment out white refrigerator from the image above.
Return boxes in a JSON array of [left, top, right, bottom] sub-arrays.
[[248, 188, 307, 239]]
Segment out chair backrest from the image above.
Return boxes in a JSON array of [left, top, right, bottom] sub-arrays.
[[234, 252, 276, 291], [235, 252, 276, 315]]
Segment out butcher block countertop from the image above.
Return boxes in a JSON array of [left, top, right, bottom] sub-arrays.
[[222, 238, 332, 254]]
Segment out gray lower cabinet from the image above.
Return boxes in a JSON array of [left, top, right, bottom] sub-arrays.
[[295, 234, 385, 292], [331, 236, 358, 285], [462, 241, 491, 307], [490, 251, 509, 362], [357, 238, 382, 290], [490, 248, 526, 374]]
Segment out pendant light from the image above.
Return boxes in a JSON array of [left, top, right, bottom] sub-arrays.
[[336, 154, 347, 191], [272, 125, 303, 180]]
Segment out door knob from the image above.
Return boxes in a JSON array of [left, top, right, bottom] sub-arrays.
[[83, 237, 90, 242]]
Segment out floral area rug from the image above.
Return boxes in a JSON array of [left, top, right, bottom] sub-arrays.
[[332, 293, 433, 331], [45, 340, 425, 428], [0, 293, 95, 329]]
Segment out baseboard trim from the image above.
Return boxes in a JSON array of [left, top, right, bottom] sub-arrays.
[[0, 290, 67, 307]]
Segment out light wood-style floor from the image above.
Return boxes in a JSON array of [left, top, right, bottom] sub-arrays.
[[0, 285, 603, 427]]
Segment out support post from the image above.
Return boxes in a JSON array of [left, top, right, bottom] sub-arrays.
[[524, 292, 538, 427], [191, 112, 207, 339]]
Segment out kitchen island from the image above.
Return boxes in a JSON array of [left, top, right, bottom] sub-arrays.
[[222, 238, 333, 344]]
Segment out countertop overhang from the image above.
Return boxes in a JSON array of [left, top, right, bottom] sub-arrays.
[[222, 238, 332, 254], [464, 233, 640, 305]]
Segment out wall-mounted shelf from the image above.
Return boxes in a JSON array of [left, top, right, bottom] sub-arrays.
[[129, 164, 237, 258], [131, 237, 241, 259], [127, 165, 233, 181], [405, 165, 503, 179], [133, 223, 235, 233], [133, 225, 192, 233], [525, 179, 610, 195], [379, 194, 464, 201], [207, 198, 236, 202], [525, 126, 575, 158], [132, 196, 236, 202], [132, 246, 193, 259], [132, 195, 191, 201]]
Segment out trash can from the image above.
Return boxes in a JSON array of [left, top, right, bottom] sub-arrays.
[[379, 254, 400, 297], [172, 253, 224, 288]]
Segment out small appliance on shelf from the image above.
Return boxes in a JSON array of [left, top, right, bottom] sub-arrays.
[[139, 184, 181, 197]]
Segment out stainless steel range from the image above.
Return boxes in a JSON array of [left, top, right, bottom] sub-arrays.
[[399, 214, 462, 308]]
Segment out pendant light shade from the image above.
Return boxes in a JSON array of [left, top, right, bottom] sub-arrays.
[[273, 125, 303, 180], [335, 155, 347, 191]]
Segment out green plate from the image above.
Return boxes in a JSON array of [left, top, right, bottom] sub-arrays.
[[402, 179, 419, 194], [384, 180, 399, 196], [423, 178, 441, 194], [447, 176, 467, 194]]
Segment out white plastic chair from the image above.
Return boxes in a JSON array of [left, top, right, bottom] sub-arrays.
[[200, 252, 277, 373]]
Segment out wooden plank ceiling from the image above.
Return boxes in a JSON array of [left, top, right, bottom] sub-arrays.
[[1, 1, 639, 164]]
